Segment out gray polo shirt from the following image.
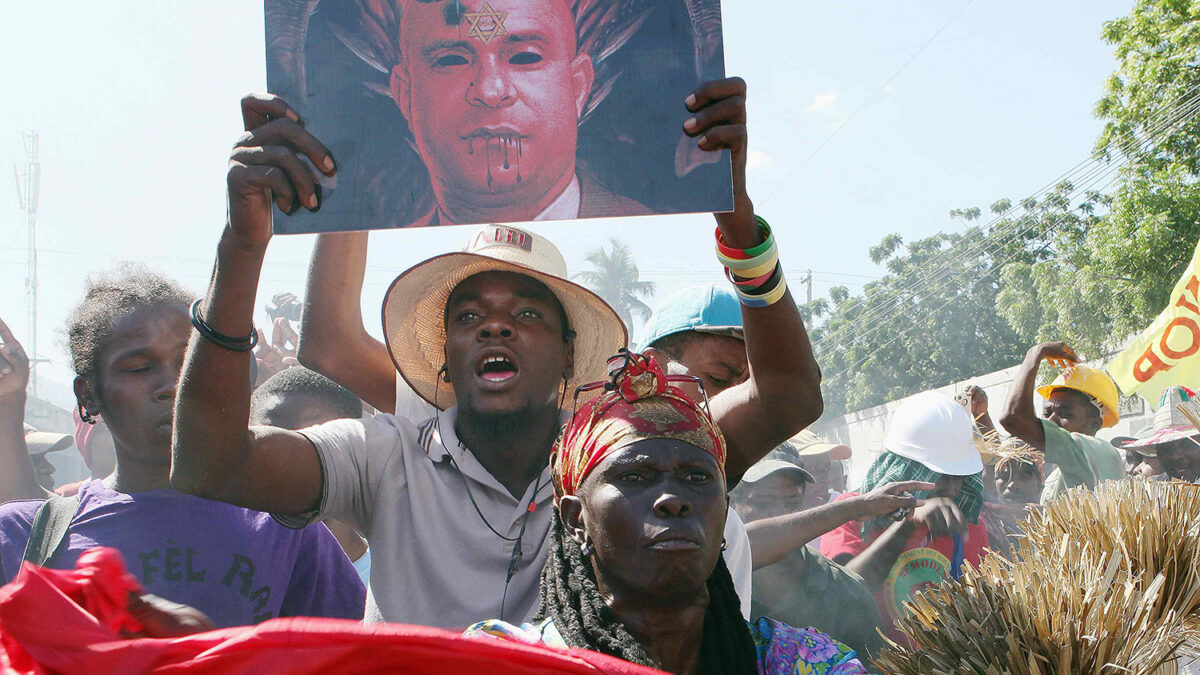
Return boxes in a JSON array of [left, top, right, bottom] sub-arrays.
[[281, 409, 554, 627], [278, 407, 753, 628]]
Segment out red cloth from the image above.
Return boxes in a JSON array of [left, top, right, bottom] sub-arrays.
[[818, 492, 988, 643], [0, 547, 665, 674], [555, 352, 726, 498]]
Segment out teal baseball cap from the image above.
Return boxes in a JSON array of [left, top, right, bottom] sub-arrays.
[[638, 284, 744, 350]]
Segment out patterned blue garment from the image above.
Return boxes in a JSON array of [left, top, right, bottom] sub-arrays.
[[749, 616, 871, 674], [464, 616, 872, 674]]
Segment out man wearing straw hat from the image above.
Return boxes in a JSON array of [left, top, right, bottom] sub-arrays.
[[1000, 341, 1125, 503], [1123, 385, 1200, 483], [171, 76, 823, 628]]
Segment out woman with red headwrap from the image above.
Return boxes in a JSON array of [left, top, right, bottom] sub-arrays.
[[467, 352, 868, 674]]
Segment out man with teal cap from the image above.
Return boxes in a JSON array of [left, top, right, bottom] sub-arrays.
[[639, 282, 823, 448], [640, 284, 758, 397]]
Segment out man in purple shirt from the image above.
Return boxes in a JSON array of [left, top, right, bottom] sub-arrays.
[[0, 269, 364, 627]]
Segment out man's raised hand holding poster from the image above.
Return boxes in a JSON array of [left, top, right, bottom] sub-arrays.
[[264, 0, 731, 233]]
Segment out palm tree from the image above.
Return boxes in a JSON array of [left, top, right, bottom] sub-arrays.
[[575, 239, 656, 331]]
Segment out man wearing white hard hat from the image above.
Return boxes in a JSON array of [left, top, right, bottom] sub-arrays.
[[999, 341, 1125, 503], [820, 391, 988, 644], [171, 76, 824, 630]]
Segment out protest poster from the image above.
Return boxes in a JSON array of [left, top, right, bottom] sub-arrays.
[[1107, 235, 1200, 407], [263, 0, 732, 234]]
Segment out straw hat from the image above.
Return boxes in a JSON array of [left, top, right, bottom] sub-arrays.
[[789, 429, 852, 461], [382, 225, 628, 410], [1123, 385, 1200, 455]]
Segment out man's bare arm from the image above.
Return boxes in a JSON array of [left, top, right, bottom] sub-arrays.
[[684, 77, 824, 483], [843, 498, 968, 588], [962, 385, 997, 438], [171, 94, 335, 513], [0, 316, 49, 502], [297, 232, 397, 413], [746, 481, 929, 569], [999, 342, 1078, 451], [842, 520, 917, 588]]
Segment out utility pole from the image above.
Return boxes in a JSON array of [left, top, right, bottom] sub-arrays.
[[802, 270, 813, 304], [13, 132, 40, 399]]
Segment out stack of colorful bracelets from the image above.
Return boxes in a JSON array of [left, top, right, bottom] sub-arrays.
[[716, 215, 788, 308]]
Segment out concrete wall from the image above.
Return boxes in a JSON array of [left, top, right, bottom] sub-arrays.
[[809, 363, 1155, 490]]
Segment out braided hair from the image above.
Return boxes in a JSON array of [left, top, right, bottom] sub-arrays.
[[536, 511, 757, 675]]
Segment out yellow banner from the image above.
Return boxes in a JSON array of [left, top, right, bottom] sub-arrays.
[[1108, 236, 1200, 408]]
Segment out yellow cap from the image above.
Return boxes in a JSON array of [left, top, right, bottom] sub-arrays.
[[1036, 365, 1120, 429]]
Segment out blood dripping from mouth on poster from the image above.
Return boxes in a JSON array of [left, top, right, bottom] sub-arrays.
[[264, 0, 732, 234]]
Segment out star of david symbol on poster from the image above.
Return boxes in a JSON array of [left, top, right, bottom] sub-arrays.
[[464, 2, 509, 45]]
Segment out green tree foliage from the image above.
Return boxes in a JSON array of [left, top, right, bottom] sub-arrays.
[[1089, 0, 1200, 337], [575, 238, 656, 331], [993, 0, 1200, 359], [809, 187, 1096, 416], [810, 0, 1200, 416]]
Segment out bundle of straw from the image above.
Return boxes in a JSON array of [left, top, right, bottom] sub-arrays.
[[976, 428, 1042, 469], [874, 480, 1200, 674]]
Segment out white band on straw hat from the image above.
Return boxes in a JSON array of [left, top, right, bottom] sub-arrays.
[[382, 225, 628, 410]]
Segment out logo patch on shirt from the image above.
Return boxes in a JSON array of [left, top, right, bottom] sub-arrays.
[[883, 547, 950, 620]]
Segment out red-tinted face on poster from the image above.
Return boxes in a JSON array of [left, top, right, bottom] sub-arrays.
[[264, 0, 732, 233], [392, 0, 593, 221]]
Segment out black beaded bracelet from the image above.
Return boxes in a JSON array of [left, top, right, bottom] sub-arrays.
[[190, 299, 258, 352]]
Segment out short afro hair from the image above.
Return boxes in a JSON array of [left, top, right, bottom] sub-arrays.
[[63, 264, 194, 380], [250, 367, 363, 423]]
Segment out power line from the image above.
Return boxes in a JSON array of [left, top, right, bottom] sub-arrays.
[[813, 85, 1200, 351], [812, 103, 1199, 360], [837, 81, 1200, 327], [818, 96, 1200, 379], [820, 86, 1200, 340], [13, 132, 40, 399], [762, 0, 977, 204]]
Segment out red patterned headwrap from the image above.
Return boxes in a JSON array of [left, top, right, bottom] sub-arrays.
[[551, 351, 727, 499]]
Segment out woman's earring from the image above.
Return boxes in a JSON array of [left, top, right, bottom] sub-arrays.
[[78, 403, 96, 425], [439, 364, 451, 383], [721, 539, 728, 552], [580, 537, 594, 557]]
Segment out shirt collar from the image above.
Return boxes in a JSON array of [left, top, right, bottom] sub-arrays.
[[532, 175, 581, 222], [419, 406, 566, 504]]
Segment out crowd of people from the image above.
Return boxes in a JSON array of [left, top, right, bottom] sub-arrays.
[[0, 64, 1197, 673]]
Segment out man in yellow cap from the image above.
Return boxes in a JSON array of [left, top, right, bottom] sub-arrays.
[[999, 341, 1124, 503]]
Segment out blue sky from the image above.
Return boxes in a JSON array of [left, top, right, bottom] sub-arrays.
[[0, 0, 1135, 408]]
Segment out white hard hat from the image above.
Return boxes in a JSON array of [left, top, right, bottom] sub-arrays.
[[883, 391, 983, 476]]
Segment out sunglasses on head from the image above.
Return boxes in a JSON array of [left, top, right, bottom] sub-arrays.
[[569, 349, 712, 419]]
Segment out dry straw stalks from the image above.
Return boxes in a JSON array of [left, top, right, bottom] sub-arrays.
[[874, 480, 1200, 674]]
